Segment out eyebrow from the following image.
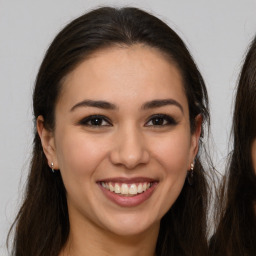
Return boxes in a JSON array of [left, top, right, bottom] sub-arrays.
[[70, 98, 183, 113], [141, 99, 184, 113], [70, 100, 117, 111]]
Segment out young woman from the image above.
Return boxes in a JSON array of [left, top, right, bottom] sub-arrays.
[[210, 37, 256, 255], [9, 7, 212, 256]]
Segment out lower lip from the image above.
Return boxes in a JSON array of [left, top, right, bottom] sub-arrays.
[[98, 183, 158, 207]]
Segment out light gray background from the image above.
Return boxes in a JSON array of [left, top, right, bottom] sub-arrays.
[[1, 0, 256, 254]]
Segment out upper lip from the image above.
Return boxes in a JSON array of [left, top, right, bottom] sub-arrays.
[[97, 177, 158, 184]]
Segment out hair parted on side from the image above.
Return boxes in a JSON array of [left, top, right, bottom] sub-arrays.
[[210, 36, 256, 256], [9, 7, 212, 256]]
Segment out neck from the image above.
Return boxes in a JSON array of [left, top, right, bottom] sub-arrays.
[[60, 216, 159, 256]]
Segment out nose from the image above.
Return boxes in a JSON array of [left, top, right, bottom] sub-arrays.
[[109, 127, 150, 169]]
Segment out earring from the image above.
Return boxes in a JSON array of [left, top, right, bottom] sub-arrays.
[[187, 162, 194, 186], [50, 162, 55, 173]]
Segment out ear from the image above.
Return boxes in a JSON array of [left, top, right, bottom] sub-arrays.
[[188, 114, 202, 168], [37, 115, 59, 169]]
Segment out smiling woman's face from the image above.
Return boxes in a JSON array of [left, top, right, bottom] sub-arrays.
[[38, 45, 201, 237]]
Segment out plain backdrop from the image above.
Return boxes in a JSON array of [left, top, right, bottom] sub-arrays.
[[1, 0, 256, 254]]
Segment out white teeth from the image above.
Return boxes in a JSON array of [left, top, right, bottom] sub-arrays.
[[129, 184, 137, 195], [137, 183, 143, 193], [101, 182, 153, 195], [114, 184, 121, 194], [121, 184, 129, 194], [109, 183, 114, 192]]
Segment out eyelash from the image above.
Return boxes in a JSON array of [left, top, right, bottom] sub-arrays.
[[145, 114, 178, 127], [78, 114, 177, 128], [79, 115, 112, 127]]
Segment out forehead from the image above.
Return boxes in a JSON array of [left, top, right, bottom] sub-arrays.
[[58, 45, 188, 113]]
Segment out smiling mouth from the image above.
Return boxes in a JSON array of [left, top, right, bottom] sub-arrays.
[[98, 178, 158, 207], [100, 182, 154, 196]]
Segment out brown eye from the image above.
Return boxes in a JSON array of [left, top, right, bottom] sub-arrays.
[[151, 117, 165, 125], [145, 114, 177, 127], [79, 115, 112, 127], [90, 117, 103, 126]]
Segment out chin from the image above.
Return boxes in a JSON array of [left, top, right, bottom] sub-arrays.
[[101, 212, 160, 237]]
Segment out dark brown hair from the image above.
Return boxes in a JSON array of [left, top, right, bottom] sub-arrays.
[[210, 36, 256, 255], [9, 7, 211, 256]]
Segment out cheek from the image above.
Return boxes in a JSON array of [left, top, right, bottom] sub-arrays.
[[148, 131, 192, 216], [150, 130, 192, 172], [55, 131, 108, 178]]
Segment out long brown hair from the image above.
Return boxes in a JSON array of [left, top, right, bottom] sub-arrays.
[[8, 7, 212, 256], [210, 37, 256, 256]]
